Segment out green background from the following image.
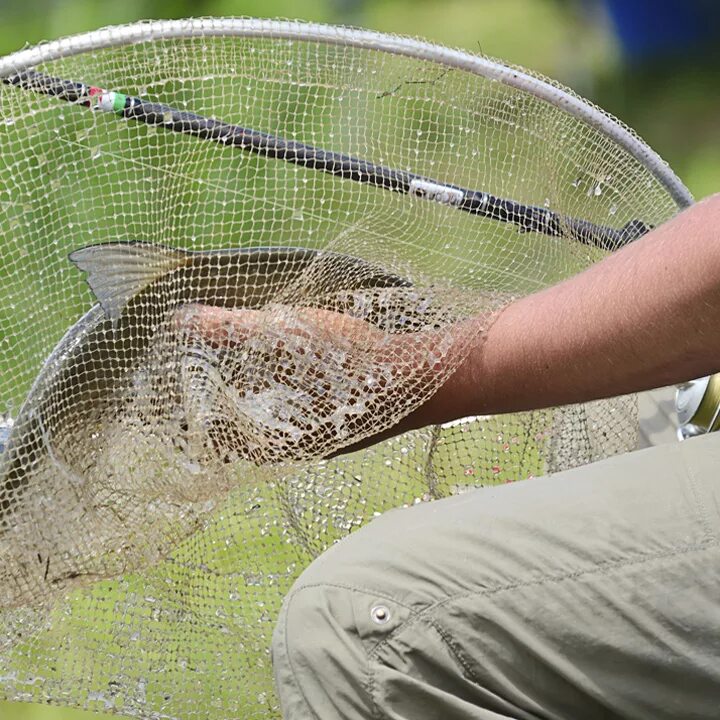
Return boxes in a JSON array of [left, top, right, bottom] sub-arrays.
[[1, 1, 718, 718]]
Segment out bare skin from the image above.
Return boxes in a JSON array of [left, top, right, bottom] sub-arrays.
[[181, 193, 720, 452]]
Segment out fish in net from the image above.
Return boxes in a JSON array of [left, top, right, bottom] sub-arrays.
[[0, 18, 691, 720]]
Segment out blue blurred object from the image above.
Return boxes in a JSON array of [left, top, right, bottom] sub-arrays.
[[600, 0, 720, 62]]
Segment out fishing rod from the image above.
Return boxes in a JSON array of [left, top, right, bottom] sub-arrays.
[[4, 69, 650, 250]]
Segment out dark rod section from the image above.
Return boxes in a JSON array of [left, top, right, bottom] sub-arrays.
[[4, 69, 651, 250]]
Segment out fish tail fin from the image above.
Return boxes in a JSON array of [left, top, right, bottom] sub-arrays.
[[69, 241, 191, 320]]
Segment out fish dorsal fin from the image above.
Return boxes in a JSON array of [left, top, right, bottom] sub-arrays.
[[69, 241, 190, 321]]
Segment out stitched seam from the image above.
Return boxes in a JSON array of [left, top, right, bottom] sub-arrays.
[[279, 542, 718, 717], [288, 524, 718, 616], [367, 657, 379, 720], [283, 581, 418, 614], [428, 617, 548, 720], [371, 538, 718, 649], [680, 443, 716, 543], [286, 583, 422, 658], [282, 584, 417, 719], [366, 622, 478, 720], [426, 617, 481, 683], [369, 619, 547, 720], [279, 592, 323, 720], [426, 537, 716, 611]]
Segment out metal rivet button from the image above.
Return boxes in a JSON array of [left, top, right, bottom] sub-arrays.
[[371, 605, 390, 624]]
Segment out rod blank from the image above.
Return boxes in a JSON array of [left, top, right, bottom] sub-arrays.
[[4, 69, 650, 250]]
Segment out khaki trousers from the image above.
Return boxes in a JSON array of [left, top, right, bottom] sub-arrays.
[[272, 433, 720, 719]]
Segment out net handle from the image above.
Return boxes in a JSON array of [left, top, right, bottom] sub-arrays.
[[6, 69, 651, 250]]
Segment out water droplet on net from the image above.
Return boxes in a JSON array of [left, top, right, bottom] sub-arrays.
[[587, 181, 603, 197], [0, 416, 14, 454]]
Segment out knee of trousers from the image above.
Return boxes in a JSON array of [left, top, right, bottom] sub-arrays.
[[269, 489, 545, 720], [271, 568, 415, 720], [271, 504, 432, 719], [270, 499, 493, 720]]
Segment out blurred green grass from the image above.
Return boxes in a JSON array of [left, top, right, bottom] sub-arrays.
[[1, 0, 718, 718], [1, 423, 547, 720]]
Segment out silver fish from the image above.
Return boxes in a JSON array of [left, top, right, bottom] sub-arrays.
[[0, 241, 411, 523]]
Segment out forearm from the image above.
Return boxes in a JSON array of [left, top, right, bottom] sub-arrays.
[[423, 193, 720, 424], [180, 196, 720, 452]]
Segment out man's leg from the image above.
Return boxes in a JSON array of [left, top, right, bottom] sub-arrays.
[[272, 433, 720, 719]]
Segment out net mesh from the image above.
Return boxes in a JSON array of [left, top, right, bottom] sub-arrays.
[[0, 19, 683, 720]]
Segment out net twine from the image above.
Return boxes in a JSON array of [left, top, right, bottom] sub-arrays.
[[0, 18, 689, 720]]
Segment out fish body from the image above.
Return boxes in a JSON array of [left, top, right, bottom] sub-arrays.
[[0, 242, 410, 522]]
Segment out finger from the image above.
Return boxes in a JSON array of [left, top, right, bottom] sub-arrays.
[[175, 304, 384, 348], [174, 304, 267, 347]]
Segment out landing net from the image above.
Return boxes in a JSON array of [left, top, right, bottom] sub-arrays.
[[0, 18, 690, 720]]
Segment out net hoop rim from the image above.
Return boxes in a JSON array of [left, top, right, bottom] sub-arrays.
[[0, 16, 693, 209]]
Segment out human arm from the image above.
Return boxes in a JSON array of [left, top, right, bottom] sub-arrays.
[[427, 192, 720, 423], [181, 194, 720, 450]]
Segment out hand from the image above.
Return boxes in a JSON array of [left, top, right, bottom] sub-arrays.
[[173, 303, 489, 462]]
